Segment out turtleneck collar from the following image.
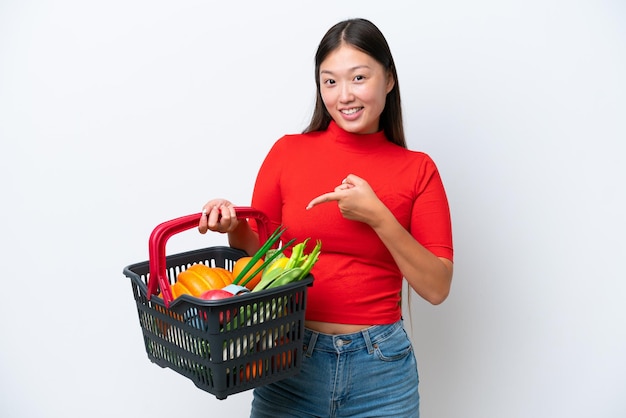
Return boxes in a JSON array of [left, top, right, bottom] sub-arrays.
[[326, 120, 389, 153]]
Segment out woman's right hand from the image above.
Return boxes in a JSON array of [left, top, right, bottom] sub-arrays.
[[198, 199, 239, 234]]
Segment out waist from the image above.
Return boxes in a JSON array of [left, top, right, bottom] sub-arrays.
[[305, 320, 372, 335], [303, 320, 405, 353]]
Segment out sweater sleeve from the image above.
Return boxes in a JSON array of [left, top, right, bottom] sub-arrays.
[[410, 155, 454, 262], [248, 137, 286, 234]]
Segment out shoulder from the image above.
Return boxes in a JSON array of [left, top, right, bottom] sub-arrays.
[[410, 151, 442, 178], [269, 131, 324, 153], [389, 145, 439, 168], [387, 148, 445, 189], [408, 149, 438, 166]]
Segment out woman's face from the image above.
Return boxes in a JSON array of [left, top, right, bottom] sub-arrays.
[[319, 44, 394, 135]]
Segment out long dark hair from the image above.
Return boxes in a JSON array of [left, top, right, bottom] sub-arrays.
[[304, 18, 406, 148]]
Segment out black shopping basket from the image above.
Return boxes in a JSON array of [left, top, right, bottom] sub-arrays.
[[123, 207, 312, 400]]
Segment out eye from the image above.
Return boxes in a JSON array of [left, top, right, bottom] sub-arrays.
[[354, 75, 365, 82], [323, 78, 336, 86]]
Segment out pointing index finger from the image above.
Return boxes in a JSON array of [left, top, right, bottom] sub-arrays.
[[306, 191, 340, 210]]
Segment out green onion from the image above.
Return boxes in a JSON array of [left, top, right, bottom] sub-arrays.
[[239, 238, 296, 287], [232, 225, 287, 285]]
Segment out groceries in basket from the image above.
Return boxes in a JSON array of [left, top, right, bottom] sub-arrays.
[[165, 225, 321, 304], [180, 226, 321, 331], [123, 208, 317, 399]]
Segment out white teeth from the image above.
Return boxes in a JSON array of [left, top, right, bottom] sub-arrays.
[[341, 108, 361, 115]]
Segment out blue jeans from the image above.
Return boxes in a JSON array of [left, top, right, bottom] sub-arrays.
[[250, 320, 420, 417]]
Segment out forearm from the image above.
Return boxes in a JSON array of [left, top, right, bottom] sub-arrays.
[[371, 206, 453, 305], [228, 220, 261, 256]]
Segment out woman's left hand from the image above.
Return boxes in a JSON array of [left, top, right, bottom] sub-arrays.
[[308, 173, 453, 304], [306, 174, 386, 226]]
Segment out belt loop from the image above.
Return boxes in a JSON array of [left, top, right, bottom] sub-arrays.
[[305, 331, 319, 358], [361, 327, 374, 354]]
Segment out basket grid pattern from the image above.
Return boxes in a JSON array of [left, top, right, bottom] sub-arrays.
[[125, 246, 311, 399]]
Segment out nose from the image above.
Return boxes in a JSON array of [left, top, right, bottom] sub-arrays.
[[338, 82, 354, 103]]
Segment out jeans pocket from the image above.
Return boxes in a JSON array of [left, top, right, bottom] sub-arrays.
[[374, 327, 413, 362]]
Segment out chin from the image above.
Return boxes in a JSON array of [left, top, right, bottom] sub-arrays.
[[335, 120, 376, 135]]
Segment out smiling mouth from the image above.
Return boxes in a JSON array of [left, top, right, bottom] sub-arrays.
[[340, 107, 363, 115]]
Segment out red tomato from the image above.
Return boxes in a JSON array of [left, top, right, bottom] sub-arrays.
[[199, 289, 236, 324], [200, 289, 234, 300]]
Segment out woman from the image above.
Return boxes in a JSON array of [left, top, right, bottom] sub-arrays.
[[199, 18, 453, 418]]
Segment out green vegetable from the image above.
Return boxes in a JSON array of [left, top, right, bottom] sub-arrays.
[[263, 253, 288, 275], [238, 238, 296, 287], [295, 239, 321, 281], [252, 265, 287, 292], [252, 239, 322, 292], [284, 239, 308, 270], [232, 226, 288, 285], [269, 268, 304, 288]]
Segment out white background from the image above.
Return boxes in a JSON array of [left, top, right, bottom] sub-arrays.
[[1, 1, 625, 417]]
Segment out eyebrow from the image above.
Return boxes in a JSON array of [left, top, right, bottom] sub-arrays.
[[320, 65, 372, 75]]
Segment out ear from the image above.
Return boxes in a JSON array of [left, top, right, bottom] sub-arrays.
[[385, 71, 395, 94]]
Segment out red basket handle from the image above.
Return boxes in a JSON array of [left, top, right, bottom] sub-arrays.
[[147, 207, 270, 306]]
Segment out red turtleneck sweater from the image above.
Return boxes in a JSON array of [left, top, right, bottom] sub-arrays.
[[250, 121, 453, 324]]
